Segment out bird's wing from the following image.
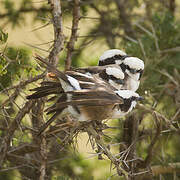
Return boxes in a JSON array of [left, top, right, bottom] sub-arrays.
[[27, 81, 64, 99], [46, 87, 124, 114], [73, 64, 121, 74]]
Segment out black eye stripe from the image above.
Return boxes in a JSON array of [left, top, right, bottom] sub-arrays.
[[108, 75, 120, 81], [120, 63, 143, 74], [99, 70, 124, 84], [131, 96, 136, 101], [99, 55, 129, 66]]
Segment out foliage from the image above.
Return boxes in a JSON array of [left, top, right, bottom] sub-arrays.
[[0, 46, 36, 90], [0, 0, 180, 180]]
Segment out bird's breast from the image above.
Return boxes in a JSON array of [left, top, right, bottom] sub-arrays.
[[78, 105, 114, 121]]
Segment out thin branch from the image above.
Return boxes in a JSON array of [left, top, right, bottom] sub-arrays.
[[161, 46, 180, 53], [0, 72, 45, 93], [86, 125, 129, 179], [0, 7, 50, 19], [152, 162, 180, 175], [48, 0, 64, 66], [115, 0, 136, 39], [65, 0, 80, 70], [137, 113, 162, 168], [8, 143, 38, 155], [138, 104, 177, 132], [0, 100, 35, 168]]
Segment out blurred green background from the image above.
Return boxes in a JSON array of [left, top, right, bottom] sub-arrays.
[[0, 0, 180, 179]]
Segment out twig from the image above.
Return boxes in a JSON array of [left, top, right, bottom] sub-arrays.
[[0, 73, 45, 109], [48, 0, 64, 66], [151, 23, 160, 54], [39, 136, 47, 180], [86, 125, 128, 179], [0, 100, 35, 168], [7, 143, 38, 155], [0, 72, 45, 93], [151, 162, 180, 175], [65, 0, 80, 70], [161, 46, 180, 53], [138, 112, 162, 168], [138, 104, 177, 132]]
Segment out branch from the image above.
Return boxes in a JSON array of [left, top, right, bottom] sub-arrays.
[[8, 143, 38, 155], [65, 0, 80, 70], [0, 100, 35, 168], [48, 0, 64, 66], [86, 125, 129, 179], [137, 112, 162, 169], [137, 104, 178, 132], [0, 73, 45, 109], [115, 0, 136, 39], [0, 7, 49, 19], [169, 0, 176, 15], [152, 162, 180, 175], [0, 72, 45, 93]]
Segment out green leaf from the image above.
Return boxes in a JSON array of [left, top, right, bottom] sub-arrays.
[[0, 30, 8, 44]]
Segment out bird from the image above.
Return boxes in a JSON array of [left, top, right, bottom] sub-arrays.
[[98, 49, 128, 66], [44, 89, 142, 122], [28, 86, 142, 135], [72, 64, 125, 90], [73, 53, 144, 91], [27, 55, 143, 134], [119, 57, 144, 91], [40, 49, 144, 92], [98, 49, 144, 91]]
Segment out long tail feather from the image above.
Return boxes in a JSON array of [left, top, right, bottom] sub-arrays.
[[37, 109, 65, 136]]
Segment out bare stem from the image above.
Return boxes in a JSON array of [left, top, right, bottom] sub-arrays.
[[48, 0, 64, 66]]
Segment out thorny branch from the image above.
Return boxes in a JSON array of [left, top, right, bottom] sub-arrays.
[[65, 0, 81, 70], [0, 73, 45, 108], [48, 0, 64, 66], [34, 0, 65, 179], [0, 100, 35, 168], [137, 112, 162, 169], [86, 125, 129, 179], [0, 72, 45, 94], [138, 104, 178, 132]]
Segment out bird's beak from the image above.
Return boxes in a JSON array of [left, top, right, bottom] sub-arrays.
[[137, 96, 144, 101], [139, 70, 144, 80]]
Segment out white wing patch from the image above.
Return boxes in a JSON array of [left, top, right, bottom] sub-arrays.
[[99, 49, 127, 61], [106, 67, 125, 79], [74, 72, 93, 79], [124, 57, 144, 70], [67, 75, 81, 90], [115, 90, 139, 99]]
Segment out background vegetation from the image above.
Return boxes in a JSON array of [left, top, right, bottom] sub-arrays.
[[0, 0, 180, 179]]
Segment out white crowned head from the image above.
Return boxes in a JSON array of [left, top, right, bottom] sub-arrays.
[[121, 57, 144, 81], [99, 49, 127, 66], [112, 90, 143, 118]]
